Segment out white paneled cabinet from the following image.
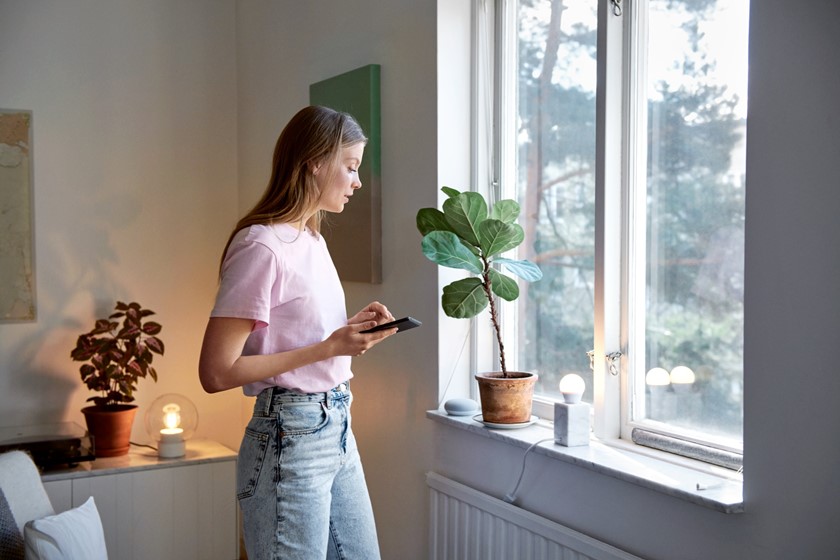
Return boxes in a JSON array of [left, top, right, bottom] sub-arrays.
[[41, 439, 238, 560]]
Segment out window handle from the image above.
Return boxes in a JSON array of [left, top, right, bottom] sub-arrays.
[[586, 350, 623, 376]]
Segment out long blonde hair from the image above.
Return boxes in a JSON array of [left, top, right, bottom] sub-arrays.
[[220, 106, 367, 272]]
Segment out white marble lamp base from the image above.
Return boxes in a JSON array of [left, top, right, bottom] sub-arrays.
[[554, 402, 590, 447]]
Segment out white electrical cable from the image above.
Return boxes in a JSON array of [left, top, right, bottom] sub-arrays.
[[503, 437, 555, 504]]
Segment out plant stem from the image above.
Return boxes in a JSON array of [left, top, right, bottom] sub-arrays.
[[481, 259, 508, 377]]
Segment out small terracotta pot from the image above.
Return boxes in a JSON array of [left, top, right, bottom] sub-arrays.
[[81, 404, 138, 457], [475, 372, 538, 424]]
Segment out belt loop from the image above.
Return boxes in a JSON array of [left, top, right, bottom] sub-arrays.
[[258, 387, 273, 415], [324, 391, 332, 409]]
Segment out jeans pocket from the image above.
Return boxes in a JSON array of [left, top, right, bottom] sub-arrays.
[[236, 425, 270, 500], [279, 402, 330, 437]]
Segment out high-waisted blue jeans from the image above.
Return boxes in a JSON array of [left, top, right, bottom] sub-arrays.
[[237, 384, 381, 560]]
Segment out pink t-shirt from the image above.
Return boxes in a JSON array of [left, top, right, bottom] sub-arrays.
[[210, 223, 352, 395]]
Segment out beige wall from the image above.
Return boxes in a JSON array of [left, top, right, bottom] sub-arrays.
[[0, 1, 243, 451], [1, 1, 440, 558]]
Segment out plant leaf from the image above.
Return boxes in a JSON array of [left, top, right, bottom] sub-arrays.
[[490, 199, 520, 224], [146, 337, 165, 355], [117, 326, 140, 339], [421, 231, 483, 274], [495, 257, 543, 282], [489, 269, 519, 301], [478, 220, 524, 258], [443, 192, 487, 247], [441, 277, 489, 319], [91, 319, 114, 335], [416, 208, 452, 236], [441, 186, 462, 198], [142, 321, 162, 335], [79, 364, 96, 382]]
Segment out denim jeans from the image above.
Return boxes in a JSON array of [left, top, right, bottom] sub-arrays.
[[237, 384, 381, 560]]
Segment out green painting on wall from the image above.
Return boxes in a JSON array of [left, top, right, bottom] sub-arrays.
[[310, 64, 381, 283]]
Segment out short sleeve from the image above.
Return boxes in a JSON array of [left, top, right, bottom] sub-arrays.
[[211, 235, 278, 329]]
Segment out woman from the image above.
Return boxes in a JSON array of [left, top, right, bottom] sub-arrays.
[[199, 106, 395, 559]]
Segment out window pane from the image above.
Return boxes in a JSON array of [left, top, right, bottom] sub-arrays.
[[641, 0, 748, 443], [515, 0, 597, 402]]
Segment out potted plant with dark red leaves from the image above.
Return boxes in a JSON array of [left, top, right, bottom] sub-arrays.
[[71, 301, 164, 456], [417, 187, 542, 424]]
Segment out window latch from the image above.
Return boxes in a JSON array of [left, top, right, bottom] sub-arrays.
[[611, 0, 622, 17], [586, 350, 623, 376]]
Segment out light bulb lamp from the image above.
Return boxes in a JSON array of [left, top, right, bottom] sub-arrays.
[[554, 374, 590, 447], [144, 393, 198, 458], [669, 365, 696, 393]]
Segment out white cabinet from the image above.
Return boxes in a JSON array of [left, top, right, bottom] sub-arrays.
[[41, 439, 238, 560]]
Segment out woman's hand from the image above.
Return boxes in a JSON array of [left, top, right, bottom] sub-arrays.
[[324, 323, 395, 357], [335, 301, 398, 357], [347, 301, 395, 327]]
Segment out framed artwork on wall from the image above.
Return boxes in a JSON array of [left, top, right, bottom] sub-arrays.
[[310, 64, 381, 283], [0, 109, 36, 321]]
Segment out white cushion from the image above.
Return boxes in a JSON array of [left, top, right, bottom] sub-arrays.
[[23, 497, 108, 560], [0, 451, 55, 532]]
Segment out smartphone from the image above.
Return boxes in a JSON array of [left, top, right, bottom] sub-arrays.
[[360, 316, 422, 334]]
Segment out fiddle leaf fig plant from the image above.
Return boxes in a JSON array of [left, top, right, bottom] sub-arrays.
[[416, 186, 542, 377], [70, 301, 164, 407]]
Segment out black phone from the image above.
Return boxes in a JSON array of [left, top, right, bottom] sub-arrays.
[[360, 316, 422, 334]]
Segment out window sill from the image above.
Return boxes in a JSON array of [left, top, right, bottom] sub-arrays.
[[427, 409, 744, 514]]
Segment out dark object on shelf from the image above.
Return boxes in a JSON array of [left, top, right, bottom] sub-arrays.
[[0, 422, 94, 470]]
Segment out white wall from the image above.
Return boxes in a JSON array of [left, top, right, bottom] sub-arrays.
[[4, 1, 838, 560], [434, 2, 840, 560], [0, 1, 244, 451], [1, 1, 440, 557]]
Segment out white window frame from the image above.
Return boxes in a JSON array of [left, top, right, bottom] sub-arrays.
[[473, 0, 744, 460]]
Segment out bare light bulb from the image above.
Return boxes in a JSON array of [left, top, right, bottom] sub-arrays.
[[159, 402, 184, 458], [163, 403, 181, 431], [559, 374, 585, 404], [645, 367, 671, 386], [670, 365, 696, 385]]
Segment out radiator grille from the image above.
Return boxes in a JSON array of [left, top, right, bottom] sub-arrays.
[[427, 472, 644, 560]]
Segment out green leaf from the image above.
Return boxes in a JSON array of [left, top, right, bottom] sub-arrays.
[[443, 192, 487, 247], [478, 220, 524, 258], [441, 277, 489, 318], [495, 257, 543, 282], [421, 231, 483, 274], [490, 199, 520, 224], [416, 208, 452, 236], [441, 186, 462, 198], [489, 269, 519, 301]]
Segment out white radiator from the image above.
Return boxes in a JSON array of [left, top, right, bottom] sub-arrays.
[[427, 472, 644, 560]]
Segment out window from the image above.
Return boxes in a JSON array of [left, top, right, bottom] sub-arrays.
[[477, 0, 748, 461]]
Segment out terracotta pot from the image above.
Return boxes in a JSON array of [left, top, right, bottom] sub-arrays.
[[475, 372, 538, 424], [81, 404, 137, 457]]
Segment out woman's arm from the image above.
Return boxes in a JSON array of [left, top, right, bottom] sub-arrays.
[[198, 314, 395, 394]]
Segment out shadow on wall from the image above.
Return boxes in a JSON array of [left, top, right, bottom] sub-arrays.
[[1, 188, 141, 428]]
